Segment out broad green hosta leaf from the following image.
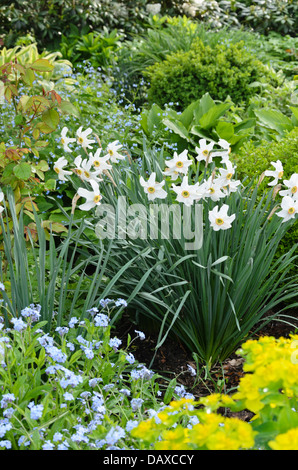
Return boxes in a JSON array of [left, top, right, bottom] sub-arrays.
[[254, 109, 294, 135], [146, 103, 163, 134], [198, 102, 231, 129], [189, 125, 213, 140], [179, 97, 203, 129], [162, 117, 190, 141], [193, 93, 215, 123], [233, 118, 256, 134], [216, 121, 234, 142], [290, 106, 298, 126]]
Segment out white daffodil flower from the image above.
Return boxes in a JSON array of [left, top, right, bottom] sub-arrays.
[[140, 172, 167, 201], [74, 156, 102, 183], [218, 139, 231, 154], [276, 196, 298, 223], [0, 189, 4, 214], [264, 160, 284, 186], [53, 157, 72, 181], [163, 150, 193, 180], [216, 139, 232, 164], [172, 176, 202, 206], [60, 127, 76, 152], [221, 179, 242, 195], [162, 166, 180, 180], [77, 180, 102, 211], [74, 155, 84, 178], [198, 176, 226, 202], [76, 126, 95, 149], [209, 204, 236, 231], [89, 148, 113, 174], [279, 173, 298, 200], [217, 160, 236, 184], [218, 162, 242, 194], [195, 139, 231, 165], [105, 141, 125, 163], [195, 139, 215, 164]]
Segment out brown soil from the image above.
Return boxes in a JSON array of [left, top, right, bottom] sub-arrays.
[[114, 305, 298, 420]]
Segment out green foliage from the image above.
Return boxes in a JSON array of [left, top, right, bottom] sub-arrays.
[[250, 106, 298, 142], [157, 1, 240, 29], [232, 127, 298, 181], [114, 14, 205, 108], [231, 127, 298, 283], [173, 1, 298, 37], [225, 0, 298, 37], [144, 38, 278, 110], [246, 31, 298, 76], [117, 15, 298, 82], [0, 189, 151, 331], [54, 128, 297, 366], [248, 78, 298, 118], [138, 93, 256, 154], [0, 41, 72, 81], [117, 15, 206, 78], [1, 0, 150, 49], [0, 50, 79, 230], [146, 0, 298, 37], [59, 26, 124, 71], [115, 15, 297, 112]]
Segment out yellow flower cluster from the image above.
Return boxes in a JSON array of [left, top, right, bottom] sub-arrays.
[[184, 412, 255, 450], [131, 398, 194, 446], [269, 428, 298, 450], [234, 334, 298, 413], [131, 397, 255, 450], [131, 335, 298, 450]]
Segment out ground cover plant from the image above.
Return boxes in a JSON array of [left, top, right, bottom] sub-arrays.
[[1, 308, 298, 449], [0, 1, 298, 451], [132, 334, 298, 450]]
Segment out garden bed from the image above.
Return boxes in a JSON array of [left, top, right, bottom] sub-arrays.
[[115, 305, 298, 402], [0, 0, 298, 451]]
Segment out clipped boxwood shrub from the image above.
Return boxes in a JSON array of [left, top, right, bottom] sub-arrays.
[[231, 127, 298, 287], [144, 38, 278, 109], [232, 127, 298, 181]]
